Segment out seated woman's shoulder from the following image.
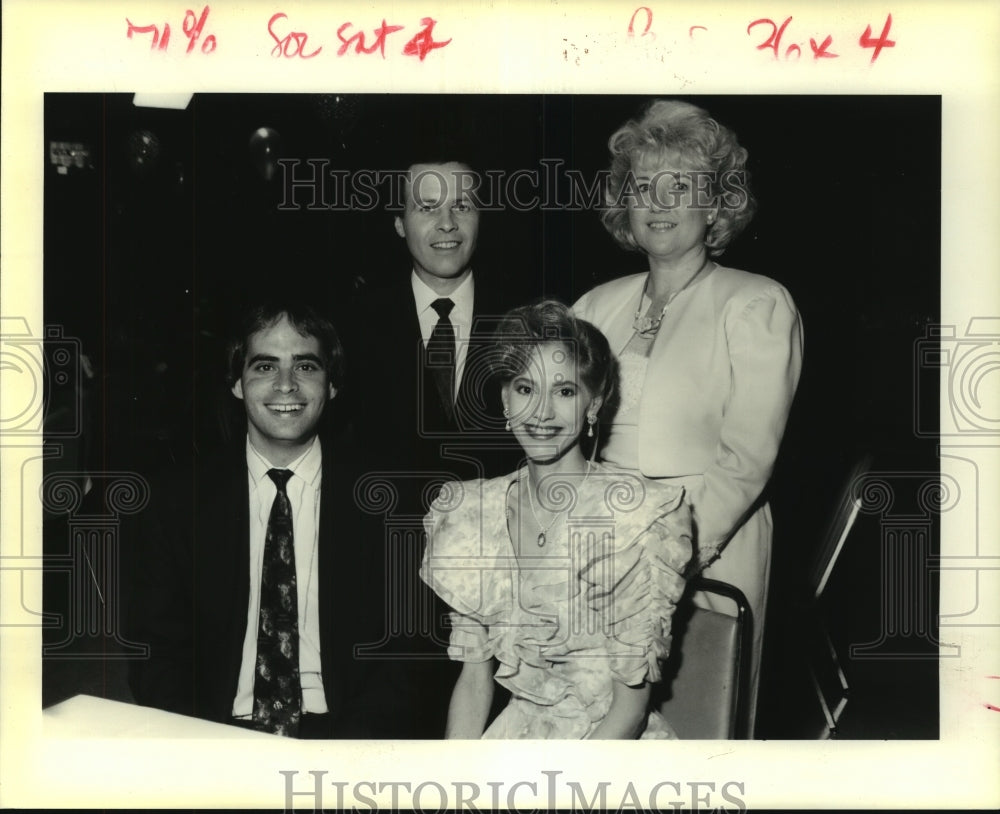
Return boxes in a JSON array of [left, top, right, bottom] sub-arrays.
[[429, 477, 482, 511], [582, 466, 685, 515], [428, 473, 515, 514], [641, 477, 687, 508]]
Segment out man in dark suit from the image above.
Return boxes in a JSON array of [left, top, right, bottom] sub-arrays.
[[128, 302, 400, 738], [344, 160, 519, 737], [348, 160, 515, 478]]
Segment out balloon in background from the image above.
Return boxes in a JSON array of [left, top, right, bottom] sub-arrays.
[[128, 129, 161, 177], [248, 127, 282, 182]]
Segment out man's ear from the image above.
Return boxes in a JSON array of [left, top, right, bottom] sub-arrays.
[[231, 379, 244, 400], [394, 215, 406, 239], [328, 383, 337, 401]]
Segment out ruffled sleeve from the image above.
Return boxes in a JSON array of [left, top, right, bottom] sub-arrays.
[[419, 478, 509, 663], [578, 478, 692, 686]]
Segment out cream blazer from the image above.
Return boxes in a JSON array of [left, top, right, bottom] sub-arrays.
[[574, 264, 804, 560]]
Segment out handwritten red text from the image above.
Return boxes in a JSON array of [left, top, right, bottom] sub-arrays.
[[269, 12, 322, 58], [747, 13, 895, 62], [624, 7, 896, 64], [337, 20, 404, 57], [126, 5, 217, 54], [266, 12, 451, 60]]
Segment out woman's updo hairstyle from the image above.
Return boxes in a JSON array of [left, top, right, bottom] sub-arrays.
[[491, 299, 618, 424]]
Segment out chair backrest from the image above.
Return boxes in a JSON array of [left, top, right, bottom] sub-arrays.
[[808, 454, 873, 599], [657, 577, 752, 739]]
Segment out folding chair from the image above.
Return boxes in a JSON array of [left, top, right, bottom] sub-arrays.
[[657, 577, 753, 739], [803, 454, 872, 738]]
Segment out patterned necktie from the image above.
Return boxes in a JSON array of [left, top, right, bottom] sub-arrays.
[[253, 468, 301, 737], [426, 297, 457, 425]]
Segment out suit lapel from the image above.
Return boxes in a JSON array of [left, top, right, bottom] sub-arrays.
[[393, 282, 432, 418], [383, 274, 510, 436], [373, 281, 424, 367], [196, 450, 251, 702], [230, 456, 251, 688], [317, 454, 338, 653], [456, 276, 499, 424], [396, 281, 425, 369], [317, 451, 355, 718], [404, 280, 457, 432]]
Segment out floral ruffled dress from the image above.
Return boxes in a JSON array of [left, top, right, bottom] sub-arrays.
[[420, 465, 692, 739]]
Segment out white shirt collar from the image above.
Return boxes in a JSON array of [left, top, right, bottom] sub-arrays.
[[411, 269, 475, 325], [245, 435, 322, 487]]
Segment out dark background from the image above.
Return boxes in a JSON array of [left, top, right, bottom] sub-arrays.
[[43, 93, 941, 738]]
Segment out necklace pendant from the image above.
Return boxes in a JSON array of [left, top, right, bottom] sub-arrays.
[[537, 531, 546, 547]]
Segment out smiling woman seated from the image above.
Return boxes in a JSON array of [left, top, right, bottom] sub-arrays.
[[420, 299, 693, 739]]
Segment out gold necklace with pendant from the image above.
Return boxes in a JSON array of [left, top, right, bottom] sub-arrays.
[[522, 463, 593, 547]]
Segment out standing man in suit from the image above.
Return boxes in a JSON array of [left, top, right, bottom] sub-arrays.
[[344, 159, 518, 736], [348, 160, 514, 477], [129, 302, 400, 738]]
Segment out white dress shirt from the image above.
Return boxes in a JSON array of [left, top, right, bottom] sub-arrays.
[[411, 269, 475, 398], [232, 436, 327, 718]]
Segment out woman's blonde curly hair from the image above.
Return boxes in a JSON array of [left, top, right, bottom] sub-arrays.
[[601, 99, 756, 257]]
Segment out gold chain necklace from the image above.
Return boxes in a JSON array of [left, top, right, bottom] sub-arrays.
[[521, 463, 593, 547], [632, 259, 712, 336]]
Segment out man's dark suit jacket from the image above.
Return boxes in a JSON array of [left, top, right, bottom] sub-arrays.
[[342, 275, 521, 737], [127, 440, 404, 738], [345, 275, 519, 487]]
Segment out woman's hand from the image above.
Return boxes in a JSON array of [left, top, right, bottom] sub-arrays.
[[444, 659, 495, 739], [587, 679, 650, 739]]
